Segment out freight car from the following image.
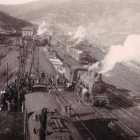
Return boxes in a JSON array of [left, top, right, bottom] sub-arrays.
[[55, 39, 91, 63], [57, 43, 88, 63], [64, 66, 109, 107], [66, 45, 87, 62], [24, 84, 72, 140], [70, 48, 88, 62]]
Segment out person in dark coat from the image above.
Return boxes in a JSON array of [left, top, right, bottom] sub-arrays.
[[41, 71, 45, 80]]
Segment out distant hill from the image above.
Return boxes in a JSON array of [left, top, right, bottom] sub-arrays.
[[0, 10, 33, 32], [1, 0, 140, 46], [0, 0, 70, 19], [1, 0, 139, 31]]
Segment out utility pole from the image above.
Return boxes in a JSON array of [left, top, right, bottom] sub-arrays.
[[37, 45, 39, 75], [0, 56, 1, 67], [13, 37, 16, 80], [6, 63, 8, 88]]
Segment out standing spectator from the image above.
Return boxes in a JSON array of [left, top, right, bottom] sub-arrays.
[[51, 75, 54, 85], [7, 101, 11, 111], [64, 105, 68, 114], [48, 85, 51, 94], [0, 89, 6, 110], [45, 73, 48, 81], [41, 71, 45, 80], [48, 76, 52, 86], [108, 121, 115, 131], [56, 74, 60, 86], [67, 103, 72, 116], [66, 82, 71, 92]]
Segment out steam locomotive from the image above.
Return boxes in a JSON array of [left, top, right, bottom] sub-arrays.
[[34, 35, 51, 46], [64, 66, 109, 107]]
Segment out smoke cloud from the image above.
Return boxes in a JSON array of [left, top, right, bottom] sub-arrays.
[[73, 24, 107, 45], [68, 31, 73, 36], [37, 21, 49, 35], [89, 34, 140, 73], [73, 26, 86, 44]]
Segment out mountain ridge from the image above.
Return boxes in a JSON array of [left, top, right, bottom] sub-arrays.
[[1, 0, 140, 46], [0, 10, 33, 32]]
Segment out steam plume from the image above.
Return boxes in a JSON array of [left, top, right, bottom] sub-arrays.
[[88, 62, 101, 71], [73, 26, 86, 44], [37, 21, 49, 35], [68, 31, 73, 36], [89, 34, 140, 73]]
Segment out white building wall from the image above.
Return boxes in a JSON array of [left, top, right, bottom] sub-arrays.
[[22, 30, 33, 37]]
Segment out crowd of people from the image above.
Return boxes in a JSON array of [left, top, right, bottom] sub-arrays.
[[0, 72, 33, 112], [40, 71, 57, 86], [0, 69, 75, 112], [0, 70, 63, 111]]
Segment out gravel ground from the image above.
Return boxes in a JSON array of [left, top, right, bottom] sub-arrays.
[[0, 111, 24, 140]]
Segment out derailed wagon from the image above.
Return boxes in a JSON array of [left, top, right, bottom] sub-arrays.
[[24, 84, 72, 140]]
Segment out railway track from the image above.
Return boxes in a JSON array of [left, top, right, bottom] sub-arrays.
[[53, 85, 97, 140], [53, 85, 135, 140], [109, 92, 133, 109], [110, 94, 140, 120], [56, 84, 139, 139], [82, 96, 138, 138], [74, 121, 95, 140], [105, 82, 140, 136], [55, 85, 138, 139], [48, 68, 138, 139], [57, 84, 139, 137]]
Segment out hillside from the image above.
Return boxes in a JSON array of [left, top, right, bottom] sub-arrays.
[[1, 0, 140, 46], [0, 11, 33, 32], [0, 0, 70, 19]]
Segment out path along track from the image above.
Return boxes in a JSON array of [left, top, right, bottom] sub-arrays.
[[53, 85, 134, 140], [53, 85, 97, 140], [51, 71, 139, 139]]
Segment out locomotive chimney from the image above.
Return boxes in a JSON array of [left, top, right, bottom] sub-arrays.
[[48, 35, 52, 46], [99, 73, 102, 81], [94, 72, 102, 82]]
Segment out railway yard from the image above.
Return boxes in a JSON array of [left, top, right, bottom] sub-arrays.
[[0, 36, 140, 140], [43, 42, 140, 140]]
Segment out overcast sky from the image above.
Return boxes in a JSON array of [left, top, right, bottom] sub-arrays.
[[0, 0, 38, 5]]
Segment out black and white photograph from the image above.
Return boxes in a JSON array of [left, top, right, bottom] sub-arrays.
[[0, 0, 140, 140]]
